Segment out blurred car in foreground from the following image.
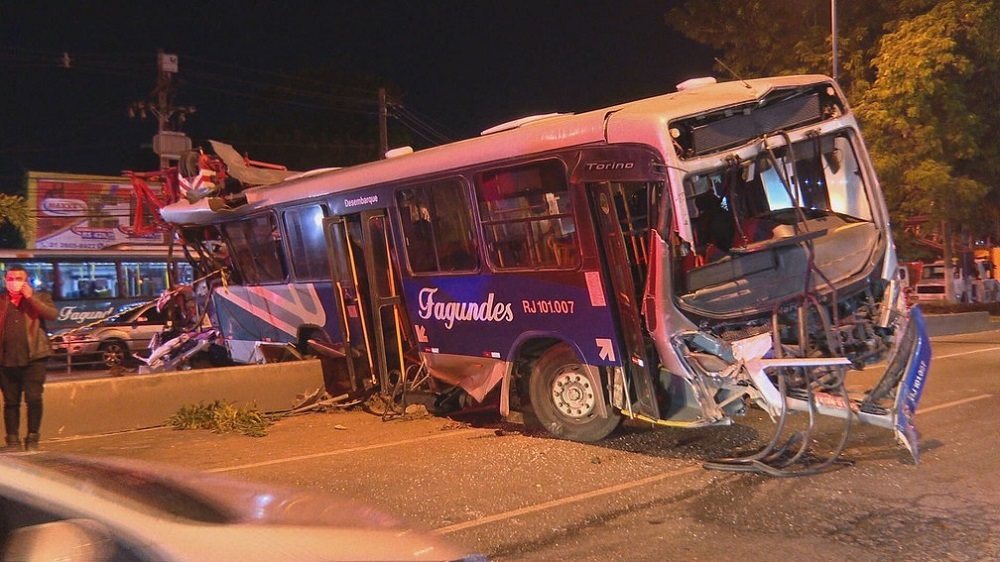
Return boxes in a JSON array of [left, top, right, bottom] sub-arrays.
[[49, 301, 167, 369], [0, 453, 484, 562]]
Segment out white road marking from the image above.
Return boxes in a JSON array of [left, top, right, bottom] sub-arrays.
[[920, 394, 993, 415], [433, 347, 999, 536], [933, 346, 1000, 360], [205, 428, 487, 473], [432, 465, 702, 535]]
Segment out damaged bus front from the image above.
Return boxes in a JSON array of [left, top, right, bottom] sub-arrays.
[[631, 79, 931, 474]]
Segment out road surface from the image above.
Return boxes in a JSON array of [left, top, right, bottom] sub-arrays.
[[42, 330, 1000, 561]]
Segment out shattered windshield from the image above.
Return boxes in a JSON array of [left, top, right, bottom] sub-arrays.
[[684, 131, 871, 256]]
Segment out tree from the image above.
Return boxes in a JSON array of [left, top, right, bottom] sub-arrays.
[[668, 0, 1000, 264], [0, 193, 33, 248], [666, 0, 919, 100], [855, 0, 999, 280]]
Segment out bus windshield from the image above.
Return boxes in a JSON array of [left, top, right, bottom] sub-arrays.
[[684, 131, 872, 254]]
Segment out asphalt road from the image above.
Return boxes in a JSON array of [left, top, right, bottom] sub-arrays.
[[41, 330, 1000, 561]]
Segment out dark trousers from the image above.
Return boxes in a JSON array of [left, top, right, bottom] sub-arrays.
[[0, 360, 46, 437]]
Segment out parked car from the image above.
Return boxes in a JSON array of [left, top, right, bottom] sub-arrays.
[[913, 261, 948, 302], [49, 301, 168, 369], [0, 453, 483, 562]]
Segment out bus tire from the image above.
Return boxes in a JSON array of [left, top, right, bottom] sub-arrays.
[[298, 328, 331, 357], [529, 343, 621, 442]]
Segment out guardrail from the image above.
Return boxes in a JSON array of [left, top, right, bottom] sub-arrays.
[[48, 336, 154, 374]]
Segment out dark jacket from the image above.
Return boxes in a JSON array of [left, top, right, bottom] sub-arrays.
[[0, 290, 58, 363]]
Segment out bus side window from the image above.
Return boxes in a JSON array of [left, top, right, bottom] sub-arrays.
[[1, 261, 55, 295], [283, 204, 330, 281], [475, 160, 578, 270], [221, 215, 288, 284], [396, 180, 478, 274], [56, 262, 118, 298], [122, 262, 171, 297]]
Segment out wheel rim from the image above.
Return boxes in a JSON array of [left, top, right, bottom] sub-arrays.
[[103, 345, 125, 366], [550, 367, 596, 420]]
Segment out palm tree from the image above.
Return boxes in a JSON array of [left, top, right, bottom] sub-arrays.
[[0, 194, 34, 248]]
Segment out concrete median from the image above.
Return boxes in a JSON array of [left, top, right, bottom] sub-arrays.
[[923, 311, 994, 337], [41, 360, 324, 439]]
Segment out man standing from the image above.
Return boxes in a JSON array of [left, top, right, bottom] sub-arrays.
[[0, 265, 57, 451]]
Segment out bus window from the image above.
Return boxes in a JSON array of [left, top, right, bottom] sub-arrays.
[[122, 262, 172, 297], [1, 247, 198, 331], [396, 179, 478, 274], [475, 160, 578, 270], [0, 261, 55, 294], [283, 204, 330, 281], [176, 261, 194, 285], [221, 214, 288, 284], [57, 261, 118, 299]]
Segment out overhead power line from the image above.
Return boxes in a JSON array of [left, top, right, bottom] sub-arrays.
[[1, 47, 459, 154]]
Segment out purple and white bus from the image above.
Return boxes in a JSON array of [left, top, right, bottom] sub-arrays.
[[163, 75, 930, 474]]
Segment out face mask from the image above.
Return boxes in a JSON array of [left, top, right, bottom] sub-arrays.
[[5, 281, 24, 294]]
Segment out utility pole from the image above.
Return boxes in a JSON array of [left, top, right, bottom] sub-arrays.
[[155, 50, 173, 170], [943, 221, 955, 302], [129, 49, 194, 170], [831, 0, 839, 83], [378, 87, 388, 159]]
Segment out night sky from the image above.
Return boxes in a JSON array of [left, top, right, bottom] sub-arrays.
[[0, 0, 715, 188]]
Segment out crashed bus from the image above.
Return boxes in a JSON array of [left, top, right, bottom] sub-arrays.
[[163, 75, 931, 475]]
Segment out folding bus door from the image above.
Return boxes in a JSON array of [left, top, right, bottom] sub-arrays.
[[323, 211, 409, 396], [588, 183, 659, 419]]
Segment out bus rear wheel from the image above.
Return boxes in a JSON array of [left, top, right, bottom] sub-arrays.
[[529, 343, 621, 442]]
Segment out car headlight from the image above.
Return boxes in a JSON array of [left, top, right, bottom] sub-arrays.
[[59, 334, 87, 343], [51, 332, 93, 354]]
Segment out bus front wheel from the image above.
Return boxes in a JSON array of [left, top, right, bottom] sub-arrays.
[[529, 344, 621, 442]]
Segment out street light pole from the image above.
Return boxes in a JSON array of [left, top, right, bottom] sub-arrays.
[[156, 49, 172, 170], [378, 87, 388, 159], [831, 0, 839, 83]]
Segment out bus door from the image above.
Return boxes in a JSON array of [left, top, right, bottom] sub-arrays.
[[588, 183, 660, 419], [323, 211, 409, 395]]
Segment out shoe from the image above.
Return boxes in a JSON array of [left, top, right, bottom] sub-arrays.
[[24, 433, 39, 452], [3, 435, 21, 452]]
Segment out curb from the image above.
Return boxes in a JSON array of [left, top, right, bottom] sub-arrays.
[[923, 312, 995, 337], [41, 360, 324, 439]]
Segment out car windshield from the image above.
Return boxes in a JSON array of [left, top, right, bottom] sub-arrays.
[[103, 302, 154, 323], [923, 266, 945, 280]]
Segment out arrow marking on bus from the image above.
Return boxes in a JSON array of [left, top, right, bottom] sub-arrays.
[[596, 338, 615, 362]]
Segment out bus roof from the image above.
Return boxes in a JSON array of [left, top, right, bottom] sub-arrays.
[[162, 75, 836, 226]]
